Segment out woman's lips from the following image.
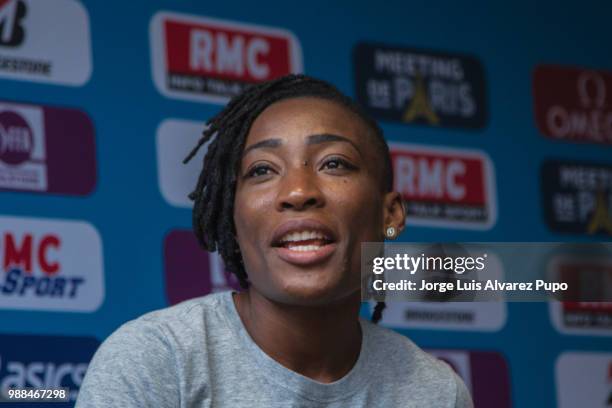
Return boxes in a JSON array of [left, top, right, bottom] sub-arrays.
[[270, 219, 336, 247], [273, 242, 337, 266]]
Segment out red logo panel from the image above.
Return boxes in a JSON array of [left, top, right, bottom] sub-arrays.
[[151, 12, 302, 103], [390, 143, 496, 229], [533, 65, 612, 145]]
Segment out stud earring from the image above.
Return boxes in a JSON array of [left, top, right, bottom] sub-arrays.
[[385, 226, 396, 238]]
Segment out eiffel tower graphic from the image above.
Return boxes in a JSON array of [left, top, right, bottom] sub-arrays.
[[402, 73, 440, 125], [587, 191, 612, 234]]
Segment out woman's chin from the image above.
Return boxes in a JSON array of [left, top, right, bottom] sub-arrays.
[[267, 275, 359, 306]]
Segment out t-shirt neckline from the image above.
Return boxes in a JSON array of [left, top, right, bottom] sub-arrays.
[[218, 290, 372, 403]]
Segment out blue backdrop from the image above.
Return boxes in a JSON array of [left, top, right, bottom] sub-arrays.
[[1, 1, 611, 406]]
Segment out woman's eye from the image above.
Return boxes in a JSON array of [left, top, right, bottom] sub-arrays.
[[321, 158, 355, 171], [246, 165, 273, 178]]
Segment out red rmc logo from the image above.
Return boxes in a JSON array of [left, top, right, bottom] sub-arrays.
[[1, 233, 60, 275], [391, 149, 486, 205], [165, 19, 292, 82]]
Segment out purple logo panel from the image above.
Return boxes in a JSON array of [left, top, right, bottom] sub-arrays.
[[0, 101, 96, 196], [469, 351, 511, 407], [429, 349, 511, 407], [163, 229, 241, 305]]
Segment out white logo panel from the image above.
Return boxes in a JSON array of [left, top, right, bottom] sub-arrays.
[[0, 0, 92, 86], [0, 215, 104, 312]]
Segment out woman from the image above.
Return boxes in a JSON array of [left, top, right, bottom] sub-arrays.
[[76, 75, 473, 407]]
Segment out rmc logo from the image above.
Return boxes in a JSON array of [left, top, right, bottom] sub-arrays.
[[0, 0, 26, 47], [3, 232, 60, 275], [0, 216, 104, 312], [150, 11, 302, 103], [0, 232, 86, 299]]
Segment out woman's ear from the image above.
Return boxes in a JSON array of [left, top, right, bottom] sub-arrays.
[[382, 191, 406, 237]]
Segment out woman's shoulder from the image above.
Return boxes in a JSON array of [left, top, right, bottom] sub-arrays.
[[75, 292, 234, 407], [123, 291, 233, 343], [361, 318, 440, 366], [95, 291, 232, 359], [129, 290, 229, 329], [360, 319, 473, 406], [361, 320, 463, 384]]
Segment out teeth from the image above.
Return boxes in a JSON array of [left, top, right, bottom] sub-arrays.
[[280, 230, 327, 243], [286, 244, 322, 252]]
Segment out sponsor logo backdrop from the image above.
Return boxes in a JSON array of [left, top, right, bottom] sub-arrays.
[[1, 0, 611, 407], [0, 334, 99, 405]]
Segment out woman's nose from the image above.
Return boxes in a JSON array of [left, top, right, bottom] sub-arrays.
[[275, 166, 325, 211]]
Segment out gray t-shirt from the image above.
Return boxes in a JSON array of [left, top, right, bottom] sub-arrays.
[[76, 291, 473, 407]]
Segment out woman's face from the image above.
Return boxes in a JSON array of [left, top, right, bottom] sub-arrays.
[[234, 96, 403, 306]]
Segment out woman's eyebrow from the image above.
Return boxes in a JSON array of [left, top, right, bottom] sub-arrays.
[[242, 133, 363, 158], [242, 138, 281, 157], [306, 133, 363, 157]]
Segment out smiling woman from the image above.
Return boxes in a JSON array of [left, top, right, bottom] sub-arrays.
[[75, 75, 474, 408]]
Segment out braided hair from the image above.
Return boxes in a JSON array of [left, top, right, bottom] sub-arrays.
[[183, 74, 392, 324]]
